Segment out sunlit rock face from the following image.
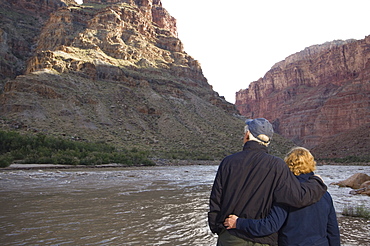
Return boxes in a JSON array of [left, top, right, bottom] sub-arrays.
[[0, 0, 242, 158], [236, 38, 370, 148]]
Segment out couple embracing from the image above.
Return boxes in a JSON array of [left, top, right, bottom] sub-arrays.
[[208, 118, 340, 246]]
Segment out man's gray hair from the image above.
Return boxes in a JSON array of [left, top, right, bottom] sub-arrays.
[[247, 131, 270, 147]]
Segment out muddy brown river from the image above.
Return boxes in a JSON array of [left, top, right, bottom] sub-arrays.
[[0, 165, 369, 245]]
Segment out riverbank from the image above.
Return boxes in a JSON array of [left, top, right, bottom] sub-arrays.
[[1, 159, 222, 170], [2, 160, 369, 171]]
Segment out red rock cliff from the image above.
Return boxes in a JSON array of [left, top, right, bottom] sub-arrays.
[[0, 0, 241, 158], [235, 39, 370, 148]]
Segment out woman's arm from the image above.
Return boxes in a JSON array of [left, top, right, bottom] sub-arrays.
[[224, 203, 288, 237]]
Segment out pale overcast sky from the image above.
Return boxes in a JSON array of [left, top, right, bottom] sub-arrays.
[[76, 0, 370, 103], [161, 0, 370, 102]]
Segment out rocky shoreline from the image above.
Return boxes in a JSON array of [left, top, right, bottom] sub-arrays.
[[2, 160, 369, 171], [1, 159, 222, 170]]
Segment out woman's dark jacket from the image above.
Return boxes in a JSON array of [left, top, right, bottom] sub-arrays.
[[236, 173, 340, 246], [208, 141, 327, 245]]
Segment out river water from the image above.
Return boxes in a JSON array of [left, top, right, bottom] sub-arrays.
[[0, 165, 369, 245]]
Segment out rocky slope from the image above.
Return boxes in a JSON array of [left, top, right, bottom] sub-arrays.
[[0, 0, 251, 159], [236, 39, 370, 155], [311, 123, 370, 161]]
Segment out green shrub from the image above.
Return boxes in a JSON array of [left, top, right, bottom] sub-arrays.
[[0, 153, 12, 167], [141, 158, 156, 166], [0, 130, 154, 166], [342, 205, 370, 219]]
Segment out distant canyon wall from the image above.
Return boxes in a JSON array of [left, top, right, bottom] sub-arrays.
[[235, 38, 370, 148]]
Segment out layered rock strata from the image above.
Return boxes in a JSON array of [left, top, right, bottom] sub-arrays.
[[0, 0, 243, 158], [236, 39, 370, 148]]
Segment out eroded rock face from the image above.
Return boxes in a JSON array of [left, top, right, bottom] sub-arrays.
[[235, 39, 370, 148], [0, 0, 77, 82], [24, 0, 205, 83], [0, 0, 241, 158]]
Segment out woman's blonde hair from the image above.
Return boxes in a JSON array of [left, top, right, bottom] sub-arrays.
[[284, 147, 316, 175]]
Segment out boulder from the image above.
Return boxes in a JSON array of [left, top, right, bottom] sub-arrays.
[[358, 180, 370, 196], [334, 172, 370, 189]]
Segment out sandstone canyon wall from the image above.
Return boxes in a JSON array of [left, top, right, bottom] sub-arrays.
[[0, 0, 250, 159], [235, 39, 370, 150]]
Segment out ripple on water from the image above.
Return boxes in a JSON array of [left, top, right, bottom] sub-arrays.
[[0, 165, 369, 245]]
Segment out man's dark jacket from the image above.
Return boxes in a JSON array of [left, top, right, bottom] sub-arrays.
[[208, 141, 327, 245], [236, 173, 341, 246]]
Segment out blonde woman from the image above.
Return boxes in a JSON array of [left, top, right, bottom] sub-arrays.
[[224, 147, 340, 246]]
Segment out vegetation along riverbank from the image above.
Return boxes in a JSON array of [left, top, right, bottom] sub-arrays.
[[1, 130, 369, 169], [0, 130, 155, 168]]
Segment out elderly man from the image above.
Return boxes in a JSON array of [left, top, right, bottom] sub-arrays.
[[208, 118, 327, 246]]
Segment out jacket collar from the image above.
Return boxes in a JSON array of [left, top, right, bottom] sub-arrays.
[[297, 172, 314, 182], [242, 140, 268, 153]]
